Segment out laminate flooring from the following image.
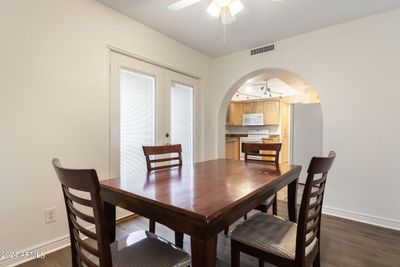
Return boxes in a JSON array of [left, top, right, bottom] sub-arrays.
[[18, 187, 400, 267]]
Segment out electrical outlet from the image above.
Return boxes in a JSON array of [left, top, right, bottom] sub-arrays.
[[45, 207, 56, 224]]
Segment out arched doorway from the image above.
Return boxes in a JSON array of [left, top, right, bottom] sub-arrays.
[[218, 68, 322, 183]]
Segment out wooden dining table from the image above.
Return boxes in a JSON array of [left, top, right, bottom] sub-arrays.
[[100, 159, 301, 267]]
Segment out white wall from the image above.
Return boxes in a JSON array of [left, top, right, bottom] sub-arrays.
[[1, 0, 400, 263], [205, 9, 400, 229], [0, 0, 211, 259]]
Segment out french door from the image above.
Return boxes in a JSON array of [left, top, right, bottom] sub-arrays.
[[109, 52, 200, 178]]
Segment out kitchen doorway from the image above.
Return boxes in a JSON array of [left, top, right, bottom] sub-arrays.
[[222, 68, 322, 184]]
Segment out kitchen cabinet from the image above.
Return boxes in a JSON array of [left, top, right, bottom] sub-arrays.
[[263, 100, 280, 125], [262, 137, 281, 144], [227, 100, 280, 126], [225, 138, 240, 160], [226, 102, 243, 125], [242, 101, 263, 114]]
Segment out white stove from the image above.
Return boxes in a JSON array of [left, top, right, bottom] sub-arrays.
[[239, 130, 270, 160]]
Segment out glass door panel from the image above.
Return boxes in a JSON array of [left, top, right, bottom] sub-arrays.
[[110, 52, 164, 178], [165, 70, 200, 164], [171, 82, 193, 164], [120, 69, 155, 177]]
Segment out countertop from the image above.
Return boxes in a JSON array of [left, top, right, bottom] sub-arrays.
[[226, 138, 240, 142], [225, 134, 248, 138]]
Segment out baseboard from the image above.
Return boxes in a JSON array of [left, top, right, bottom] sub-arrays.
[[0, 233, 72, 267], [0, 213, 132, 267], [323, 206, 400, 231]]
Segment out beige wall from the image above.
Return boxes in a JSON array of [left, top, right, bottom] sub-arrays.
[[205, 9, 400, 229], [0, 0, 211, 258], [1, 0, 400, 263]]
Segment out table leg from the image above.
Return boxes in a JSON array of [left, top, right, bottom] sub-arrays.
[[175, 231, 184, 248], [104, 201, 116, 242], [190, 235, 218, 267], [287, 178, 298, 222]]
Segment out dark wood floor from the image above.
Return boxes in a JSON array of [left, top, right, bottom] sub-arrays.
[[20, 185, 400, 267], [19, 200, 400, 267]]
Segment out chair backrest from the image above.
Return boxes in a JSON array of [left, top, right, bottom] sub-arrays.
[[243, 143, 282, 164], [295, 151, 336, 266], [52, 159, 112, 267], [142, 144, 183, 172]]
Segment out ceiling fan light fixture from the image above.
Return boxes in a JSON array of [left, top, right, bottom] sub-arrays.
[[216, 0, 231, 7], [228, 0, 243, 16], [221, 7, 236, 25], [207, 1, 221, 17]]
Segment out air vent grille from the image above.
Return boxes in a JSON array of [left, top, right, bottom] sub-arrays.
[[250, 44, 275, 55]]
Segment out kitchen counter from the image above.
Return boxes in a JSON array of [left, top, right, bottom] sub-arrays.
[[226, 134, 248, 138]]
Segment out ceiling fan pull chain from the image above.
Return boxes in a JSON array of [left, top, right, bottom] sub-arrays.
[[223, 22, 226, 45]]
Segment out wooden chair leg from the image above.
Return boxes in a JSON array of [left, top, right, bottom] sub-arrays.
[[149, 219, 156, 233], [231, 240, 240, 267], [272, 194, 278, 215], [258, 259, 264, 267], [175, 231, 184, 248], [313, 251, 320, 267], [224, 227, 229, 236]]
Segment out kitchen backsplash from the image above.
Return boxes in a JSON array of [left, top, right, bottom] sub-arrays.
[[226, 125, 280, 135]]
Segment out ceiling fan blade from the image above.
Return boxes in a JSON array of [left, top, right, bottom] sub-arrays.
[[168, 0, 203, 11]]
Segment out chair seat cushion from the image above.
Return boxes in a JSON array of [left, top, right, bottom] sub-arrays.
[[230, 213, 316, 260], [111, 230, 191, 267]]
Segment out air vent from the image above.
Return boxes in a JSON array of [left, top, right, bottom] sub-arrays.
[[250, 44, 275, 56]]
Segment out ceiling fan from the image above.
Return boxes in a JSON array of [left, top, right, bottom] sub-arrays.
[[168, 0, 244, 25]]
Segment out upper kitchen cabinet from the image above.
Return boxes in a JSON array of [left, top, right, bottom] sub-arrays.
[[226, 102, 243, 125], [242, 101, 263, 114], [264, 100, 280, 125]]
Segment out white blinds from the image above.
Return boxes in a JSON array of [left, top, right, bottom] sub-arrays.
[[171, 82, 194, 164], [120, 69, 155, 177]]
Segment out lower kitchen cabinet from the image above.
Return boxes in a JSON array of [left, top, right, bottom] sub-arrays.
[[225, 138, 240, 160]]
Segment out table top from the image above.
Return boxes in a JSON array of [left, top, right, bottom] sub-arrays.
[[100, 159, 301, 222]]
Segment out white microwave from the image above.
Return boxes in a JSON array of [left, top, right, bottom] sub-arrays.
[[242, 113, 264, 126]]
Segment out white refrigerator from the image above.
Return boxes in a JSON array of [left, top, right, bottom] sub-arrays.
[[291, 103, 323, 184]]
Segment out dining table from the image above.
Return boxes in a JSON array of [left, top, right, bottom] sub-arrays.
[[100, 159, 301, 267]]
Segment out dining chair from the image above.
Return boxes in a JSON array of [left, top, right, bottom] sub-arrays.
[[230, 151, 336, 267], [244, 142, 282, 214], [142, 144, 183, 243], [52, 158, 191, 267], [143, 144, 183, 172], [224, 143, 281, 236]]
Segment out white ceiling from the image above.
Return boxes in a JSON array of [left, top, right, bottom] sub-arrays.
[[98, 0, 400, 57]]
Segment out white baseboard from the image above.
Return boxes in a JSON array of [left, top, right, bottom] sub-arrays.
[[0, 234, 72, 267], [323, 206, 400, 231], [0, 213, 132, 267]]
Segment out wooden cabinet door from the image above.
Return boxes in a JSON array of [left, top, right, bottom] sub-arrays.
[[264, 100, 280, 125], [242, 102, 252, 114], [225, 139, 240, 160], [253, 102, 263, 113], [243, 102, 263, 114], [229, 102, 243, 125]]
